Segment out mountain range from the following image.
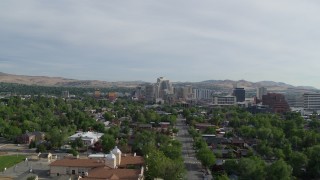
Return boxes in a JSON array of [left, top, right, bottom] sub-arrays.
[[0, 72, 317, 91]]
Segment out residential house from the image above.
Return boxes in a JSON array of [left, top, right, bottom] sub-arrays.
[[69, 131, 104, 146], [17, 131, 45, 144]]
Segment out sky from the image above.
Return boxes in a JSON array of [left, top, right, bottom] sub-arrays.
[[1, 1, 320, 88]]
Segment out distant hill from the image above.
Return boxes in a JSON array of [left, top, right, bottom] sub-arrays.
[[0, 72, 317, 91], [0, 72, 141, 88], [198, 79, 317, 91]]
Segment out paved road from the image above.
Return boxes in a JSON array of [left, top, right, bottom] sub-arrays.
[[176, 117, 212, 180]]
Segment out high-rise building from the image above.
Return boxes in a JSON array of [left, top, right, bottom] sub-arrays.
[[193, 89, 213, 100], [262, 93, 289, 113], [133, 86, 143, 100], [233, 88, 245, 102], [257, 87, 267, 100], [174, 85, 193, 100], [145, 84, 155, 103], [303, 93, 320, 111], [155, 77, 173, 99]]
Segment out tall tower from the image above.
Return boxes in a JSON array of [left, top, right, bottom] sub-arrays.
[[155, 77, 173, 99], [145, 84, 155, 103], [257, 87, 267, 100]]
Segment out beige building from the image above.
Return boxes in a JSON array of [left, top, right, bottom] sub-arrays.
[[213, 96, 236, 106], [49, 146, 144, 179]]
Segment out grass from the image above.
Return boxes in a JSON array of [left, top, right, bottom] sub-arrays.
[[0, 155, 26, 172]]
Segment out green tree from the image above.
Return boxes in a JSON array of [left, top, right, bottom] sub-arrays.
[[101, 134, 116, 153], [69, 148, 79, 157], [36, 144, 47, 153], [224, 159, 238, 175], [306, 145, 320, 178], [238, 156, 266, 180], [29, 140, 36, 149], [197, 147, 216, 168], [146, 149, 185, 180], [288, 152, 308, 177], [266, 159, 292, 180], [47, 127, 67, 148], [216, 174, 229, 180], [103, 112, 113, 121], [71, 137, 84, 150]]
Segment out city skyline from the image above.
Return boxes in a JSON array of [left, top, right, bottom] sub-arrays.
[[1, 1, 320, 88]]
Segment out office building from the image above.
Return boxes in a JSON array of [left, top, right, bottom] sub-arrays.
[[257, 87, 267, 100], [145, 84, 155, 103], [262, 93, 289, 113], [193, 89, 213, 100], [174, 85, 193, 100], [303, 93, 320, 111], [233, 88, 245, 102], [213, 96, 236, 106]]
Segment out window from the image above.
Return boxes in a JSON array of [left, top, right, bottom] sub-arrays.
[[72, 170, 75, 174]]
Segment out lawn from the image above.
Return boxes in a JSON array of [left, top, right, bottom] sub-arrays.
[[0, 155, 26, 172]]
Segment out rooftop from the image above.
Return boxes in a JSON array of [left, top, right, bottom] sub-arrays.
[[50, 158, 105, 168], [82, 167, 141, 180], [51, 154, 144, 168], [69, 131, 104, 140]]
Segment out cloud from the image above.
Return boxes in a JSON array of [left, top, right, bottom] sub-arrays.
[[0, 0, 320, 87]]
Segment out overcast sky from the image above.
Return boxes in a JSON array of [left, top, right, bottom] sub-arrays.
[[1, 1, 320, 87]]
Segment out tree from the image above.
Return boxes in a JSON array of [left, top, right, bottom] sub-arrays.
[[146, 149, 185, 180], [103, 112, 113, 121], [69, 148, 79, 157], [101, 134, 116, 153], [266, 159, 292, 180], [288, 152, 308, 177], [36, 144, 47, 153], [224, 159, 238, 175], [197, 147, 216, 168], [238, 156, 266, 180], [71, 137, 84, 150], [204, 127, 216, 134], [146, 149, 168, 179], [29, 140, 36, 149], [27, 176, 36, 180], [5, 126, 22, 140], [47, 127, 67, 148], [306, 145, 320, 178], [160, 141, 182, 160], [216, 174, 230, 180]]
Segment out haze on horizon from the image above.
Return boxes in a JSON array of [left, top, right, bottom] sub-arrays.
[[0, 1, 320, 88]]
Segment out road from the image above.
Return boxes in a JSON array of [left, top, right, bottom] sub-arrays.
[[176, 117, 212, 180]]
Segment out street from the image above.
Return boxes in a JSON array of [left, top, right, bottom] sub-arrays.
[[176, 117, 212, 180]]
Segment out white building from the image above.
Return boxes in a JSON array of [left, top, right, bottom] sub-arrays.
[[303, 93, 320, 112], [69, 131, 104, 146], [193, 89, 213, 100]]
